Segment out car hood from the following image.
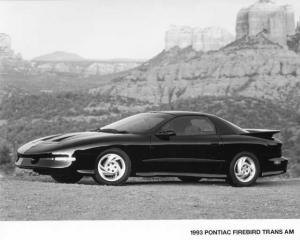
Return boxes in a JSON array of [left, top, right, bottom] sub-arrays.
[[17, 131, 132, 155], [36, 132, 101, 143]]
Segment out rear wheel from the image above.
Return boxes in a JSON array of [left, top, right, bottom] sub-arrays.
[[178, 176, 201, 182], [51, 172, 82, 183], [93, 149, 131, 186], [228, 152, 260, 187]]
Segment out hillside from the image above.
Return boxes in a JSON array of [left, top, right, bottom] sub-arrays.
[[90, 33, 300, 115], [33, 51, 84, 62], [0, 71, 121, 97], [0, 94, 299, 177], [0, 50, 142, 102]]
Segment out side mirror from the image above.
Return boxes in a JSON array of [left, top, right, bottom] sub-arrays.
[[156, 129, 176, 138]]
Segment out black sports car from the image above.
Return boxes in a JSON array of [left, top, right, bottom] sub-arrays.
[[16, 111, 288, 187]]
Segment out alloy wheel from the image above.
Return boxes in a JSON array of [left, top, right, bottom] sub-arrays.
[[97, 153, 126, 182], [233, 156, 256, 183]]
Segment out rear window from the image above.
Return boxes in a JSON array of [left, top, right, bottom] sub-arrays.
[[213, 116, 247, 135]]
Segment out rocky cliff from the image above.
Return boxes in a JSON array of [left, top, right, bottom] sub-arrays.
[[90, 0, 300, 109], [165, 26, 234, 52], [94, 32, 300, 112], [236, 0, 295, 46], [288, 20, 300, 54], [0, 33, 30, 74], [32, 59, 143, 76], [33, 51, 84, 62], [0, 33, 12, 57]]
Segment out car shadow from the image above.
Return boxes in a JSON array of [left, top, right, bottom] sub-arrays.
[[125, 179, 228, 186], [12, 175, 294, 188], [77, 177, 293, 187], [254, 179, 297, 187]]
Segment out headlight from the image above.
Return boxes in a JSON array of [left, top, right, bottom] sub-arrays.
[[52, 151, 76, 162]]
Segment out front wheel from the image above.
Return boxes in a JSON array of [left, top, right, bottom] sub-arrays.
[[93, 149, 131, 186], [228, 152, 260, 187]]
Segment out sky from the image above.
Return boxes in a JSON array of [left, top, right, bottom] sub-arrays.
[[0, 0, 299, 60]]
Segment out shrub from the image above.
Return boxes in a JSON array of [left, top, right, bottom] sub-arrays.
[[0, 141, 11, 165]]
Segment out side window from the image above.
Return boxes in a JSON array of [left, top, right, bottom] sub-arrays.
[[161, 116, 216, 136], [189, 118, 216, 135]]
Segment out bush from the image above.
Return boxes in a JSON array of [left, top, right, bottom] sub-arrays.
[[0, 141, 11, 165], [0, 139, 15, 175]]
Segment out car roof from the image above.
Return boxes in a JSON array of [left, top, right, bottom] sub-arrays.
[[149, 111, 214, 117]]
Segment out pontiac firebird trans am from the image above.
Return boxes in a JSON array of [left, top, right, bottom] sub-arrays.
[[16, 111, 288, 187]]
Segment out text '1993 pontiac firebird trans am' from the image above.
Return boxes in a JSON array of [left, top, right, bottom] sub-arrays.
[[16, 111, 288, 187]]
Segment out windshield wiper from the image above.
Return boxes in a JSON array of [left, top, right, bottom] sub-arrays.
[[96, 128, 129, 134]]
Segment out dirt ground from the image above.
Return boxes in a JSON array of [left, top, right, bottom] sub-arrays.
[[1, 176, 299, 220]]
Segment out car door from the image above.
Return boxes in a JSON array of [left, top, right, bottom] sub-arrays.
[[146, 115, 223, 174]]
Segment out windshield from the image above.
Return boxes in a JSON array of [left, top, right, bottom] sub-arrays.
[[101, 113, 171, 134]]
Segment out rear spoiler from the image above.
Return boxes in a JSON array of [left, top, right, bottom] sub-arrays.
[[242, 129, 280, 139]]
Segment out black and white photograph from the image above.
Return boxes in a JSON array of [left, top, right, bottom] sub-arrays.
[[0, 0, 299, 239]]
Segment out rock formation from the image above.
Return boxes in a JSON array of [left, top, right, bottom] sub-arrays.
[[0, 38, 142, 76], [165, 26, 234, 52], [32, 51, 144, 75], [165, 26, 193, 50], [94, 31, 300, 106], [84, 62, 141, 76], [33, 60, 142, 75], [288, 19, 300, 54], [236, 0, 295, 46], [0, 33, 29, 74], [33, 51, 84, 62], [0, 33, 13, 57]]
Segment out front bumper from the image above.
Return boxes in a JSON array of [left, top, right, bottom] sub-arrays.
[[261, 157, 288, 177], [15, 156, 73, 170]]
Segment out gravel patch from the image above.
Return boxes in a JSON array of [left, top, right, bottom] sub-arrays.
[[1, 176, 299, 220]]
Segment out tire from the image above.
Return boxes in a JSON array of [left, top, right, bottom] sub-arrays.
[[228, 152, 260, 187], [177, 176, 201, 182], [93, 148, 131, 186], [51, 171, 83, 183]]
